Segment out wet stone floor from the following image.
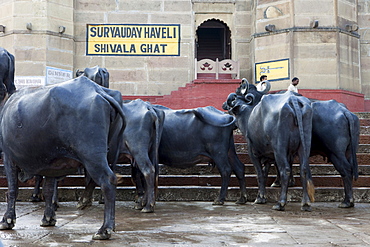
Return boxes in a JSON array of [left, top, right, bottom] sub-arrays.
[[0, 201, 370, 246]]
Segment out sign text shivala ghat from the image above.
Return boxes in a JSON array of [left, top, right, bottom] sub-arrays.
[[86, 24, 181, 56]]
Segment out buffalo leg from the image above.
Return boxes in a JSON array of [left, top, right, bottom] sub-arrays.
[[40, 177, 57, 226], [213, 156, 232, 205], [228, 146, 247, 204], [250, 153, 267, 204], [131, 164, 146, 211], [52, 180, 59, 211], [271, 164, 295, 187], [0, 155, 18, 230], [77, 172, 97, 210], [339, 175, 354, 208], [272, 158, 290, 211], [297, 150, 314, 212], [134, 157, 156, 213], [30, 175, 43, 202], [330, 155, 354, 208], [84, 160, 116, 240]]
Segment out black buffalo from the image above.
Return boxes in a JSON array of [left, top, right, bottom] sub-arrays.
[[310, 100, 359, 207], [78, 99, 165, 213], [223, 79, 315, 211], [0, 47, 16, 98], [76, 65, 109, 88], [271, 99, 360, 208], [150, 105, 247, 205], [32, 65, 111, 204], [0, 76, 125, 240], [31, 65, 111, 205]]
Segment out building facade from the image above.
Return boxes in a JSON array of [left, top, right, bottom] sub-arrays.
[[0, 0, 369, 110]]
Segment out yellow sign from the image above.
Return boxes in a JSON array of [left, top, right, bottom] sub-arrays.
[[86, 24, 181, 56], [255, 59, 289, 81]]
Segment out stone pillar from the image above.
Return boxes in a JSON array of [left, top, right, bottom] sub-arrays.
[[253, 0, 360, 93], [0, 0, 74, 82]]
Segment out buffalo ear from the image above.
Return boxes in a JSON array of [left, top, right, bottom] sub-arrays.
[[222, 101, 229, 111], [0, 83, 8, 103], [75, 69, 83, 77]]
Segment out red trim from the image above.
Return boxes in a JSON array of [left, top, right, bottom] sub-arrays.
[[193, 79, 241, 84], [297, 89, 364, 112]]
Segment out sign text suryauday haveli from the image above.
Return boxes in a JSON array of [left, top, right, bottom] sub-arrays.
[[86, 24, 181, 56]]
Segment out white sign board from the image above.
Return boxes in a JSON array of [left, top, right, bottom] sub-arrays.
[[46, 66, 73, 85], [14, 76, 45, 89]]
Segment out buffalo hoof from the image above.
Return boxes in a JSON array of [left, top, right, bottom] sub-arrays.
[[254, 197, 267, 204], [134, 203, 144, 210], [301, 204, 312, 212], [92, 228, 113, 240], [271, 181, 280, 187], [141, 206, 154, 213], [212, 200, 224, 205], [77, 198, 93, 210], [338, 201, 354, 208], [272, 203, 285, 211], [40, 217, 56, 227], [0, 218, 15, 230], [235, 196, 247, 205], [30, 194, 42, 202], [271, 181, 295, 187]]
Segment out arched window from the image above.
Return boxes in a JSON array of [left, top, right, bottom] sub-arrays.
[[196, 19, 231, 61]]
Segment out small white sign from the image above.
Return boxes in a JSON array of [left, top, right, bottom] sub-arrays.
[[46, 66, 73, 85], [14, 76, 45, 89]]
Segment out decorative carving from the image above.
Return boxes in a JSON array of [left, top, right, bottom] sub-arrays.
[[196, 59, 239, 79], [200, 62, 214, 71], [264, 6, 283, 19], [222, 62, 234, 71]]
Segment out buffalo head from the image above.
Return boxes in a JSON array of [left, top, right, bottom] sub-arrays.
[[223, 78, 271, 113], [76, 65, 109, 88]]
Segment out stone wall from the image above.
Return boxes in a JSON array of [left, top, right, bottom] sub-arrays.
[[359, 0, 370, 104]]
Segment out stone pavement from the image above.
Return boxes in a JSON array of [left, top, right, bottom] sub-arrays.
[[0, 201, 370, 246]]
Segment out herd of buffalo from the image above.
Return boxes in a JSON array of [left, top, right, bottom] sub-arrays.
[[0, 47, 360, 240]]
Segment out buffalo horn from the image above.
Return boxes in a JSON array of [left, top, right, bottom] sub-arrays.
[[244, 93, 255, 105], [240, 78, 249, 95], [225, 93, 237, 108], [258, 80, 271, 94]]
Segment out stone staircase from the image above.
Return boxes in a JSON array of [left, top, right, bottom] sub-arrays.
[[123, 79, 240, 111], [0, 113, 369, 204]]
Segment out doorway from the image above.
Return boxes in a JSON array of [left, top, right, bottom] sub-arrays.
[[196, 19, 231, 61]]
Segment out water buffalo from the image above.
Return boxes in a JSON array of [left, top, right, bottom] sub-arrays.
[[311, 100, 359, 207], [148, 105, 247, 205], [271, 99, 360, 208], [77, 99, 165, 213], [0, 76, 125, 240], [31, 65, 111, 205], [223, 79, 315, 211], [76, 65, 109, 88], [0, 47, 16, 98]]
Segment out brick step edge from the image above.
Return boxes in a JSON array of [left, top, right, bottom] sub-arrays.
[[2, 163, 370, 176], [1, 174, 370, 187], [1, 187, 370, 203]]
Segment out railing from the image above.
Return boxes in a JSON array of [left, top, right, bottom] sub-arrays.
[[195, 58, 240, 80]]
